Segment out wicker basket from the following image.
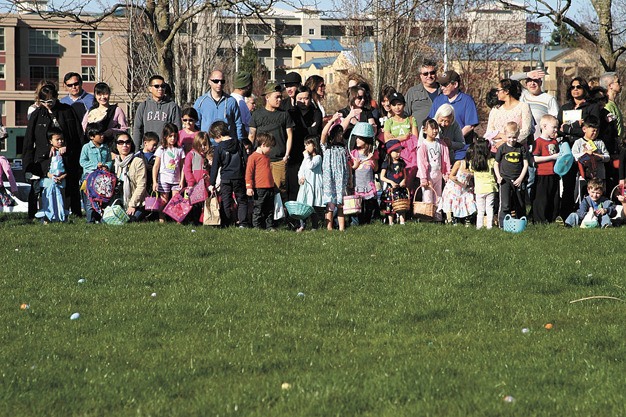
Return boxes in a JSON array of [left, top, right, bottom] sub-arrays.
[[343, 195, 362, 215], [285, 201, 314, 220], [392, 194, 410, 212], [412, 185, 438, 221]]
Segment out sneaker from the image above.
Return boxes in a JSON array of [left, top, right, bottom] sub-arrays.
[[555, 216, 564, 226], [267, 227, 276, 232], [296, 226, 305, 233], [464, 219, 471, 228], [602, 224, 611, 229]]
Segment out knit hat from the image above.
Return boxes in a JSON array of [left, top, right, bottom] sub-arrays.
[[233, 72, 252, 89]]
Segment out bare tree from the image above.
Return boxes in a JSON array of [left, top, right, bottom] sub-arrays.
[[498, 0, 626, 71]]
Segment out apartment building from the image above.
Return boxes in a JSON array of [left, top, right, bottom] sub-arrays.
[[0, 12, 129, 126], [216, 7, 374, 82]]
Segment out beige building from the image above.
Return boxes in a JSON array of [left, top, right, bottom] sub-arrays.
[[0, 11, 129, 130]]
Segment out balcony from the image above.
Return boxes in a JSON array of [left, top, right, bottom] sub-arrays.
[[15, 77, 59, 91]]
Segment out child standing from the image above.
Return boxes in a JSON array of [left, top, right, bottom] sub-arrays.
[[494, 122, 529, 227], [209, 121, 249, 228], [152, 123, 185, 222], [417, 118, 450, 221], [80, 124, 113, 223], [571, 115, 610, 192], [383, 92, 419, 192], [296, 136, 324, 231], [532, 114, 561, 223], [178, 107, 200, 154], [470, 139, 497, 229], [321, 113, 350, 231], [183, 131, 211, 224], [565, 179, 615, 227], [350, 123, 379, 225], [36, 127, 68, 222], [245, 133, 276, 230], [439, 148, 476, 225], [380, 140, 408, 225]]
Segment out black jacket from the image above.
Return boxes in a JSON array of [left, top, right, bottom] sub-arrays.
[[210, 138, 247, 185]]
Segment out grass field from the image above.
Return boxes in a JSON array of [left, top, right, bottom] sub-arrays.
[[1, 216, 625, 416]]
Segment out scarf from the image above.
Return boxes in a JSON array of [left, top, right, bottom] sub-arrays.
[[115, 154, 134, 205]]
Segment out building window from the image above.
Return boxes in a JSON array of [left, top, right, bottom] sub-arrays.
[[0, 28, 5, 51], [0, 100, 5, 116], [81, 31, 96, 55], [82, 66, 96, 82], [30, 66, 59, 84], [309, 28, 315, 35], [0, 64, 5, 79], [321, 25, 345, 37], [29, 29, 60, 55]]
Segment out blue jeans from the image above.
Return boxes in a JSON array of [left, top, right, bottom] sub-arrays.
[[83, 192, 101, 223], [565, 212, 611, 227]]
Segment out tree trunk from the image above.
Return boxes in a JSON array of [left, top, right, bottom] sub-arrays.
[[591, 0, 616, 70]]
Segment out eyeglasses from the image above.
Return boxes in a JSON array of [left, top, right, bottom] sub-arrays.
[[421, 71, 437, 76], [151, 84, 164, 89], [355, 96, 365, 100], [440, 82, 450, 87], [41, 99, 55, 105], [211, 79, 226, 84], [496, 88, 505, 92], [66, 82, 80, 88], [182, 119, 195, 122], [319, 84, 326, 88], [570, 85, 583, 90], [116, 140, 132, 145]]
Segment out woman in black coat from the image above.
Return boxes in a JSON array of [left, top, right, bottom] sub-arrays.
[[557, 77, 601, 218], [23, 82, 85, 218]]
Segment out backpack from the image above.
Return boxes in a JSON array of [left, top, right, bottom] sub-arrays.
[[86, 169, 117, 214]]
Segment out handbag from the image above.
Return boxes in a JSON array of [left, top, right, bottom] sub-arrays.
[[163, 191, 192, 223], [102, 200, 130, 225], [203, 193, 221, 226], [145, 191, 163, 211], [274, 192, 285, 220], [188, 178, 209, 205]]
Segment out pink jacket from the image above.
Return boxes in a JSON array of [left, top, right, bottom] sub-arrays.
[[183, 149, 209, 187], [0, 156, 18, 193], [416, 139, 450, 182]]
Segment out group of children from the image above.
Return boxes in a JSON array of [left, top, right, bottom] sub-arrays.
[[4, 101, 623, 230]]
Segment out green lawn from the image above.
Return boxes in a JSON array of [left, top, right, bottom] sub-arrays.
[[1, 217, 625, 416]]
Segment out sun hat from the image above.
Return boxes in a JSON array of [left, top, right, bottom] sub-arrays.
[[262, 82, 284, 95]]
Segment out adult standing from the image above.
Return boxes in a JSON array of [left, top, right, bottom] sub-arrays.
[[287, 85, 323, 202], [60, 72, 94, 122], [428, 70, 479, 143], [23, 82, 84, 217], [305, 75, 326, 118], [511, 70, 560, 139], [82, 82, 128, 142], [599, 72, 623, 146], [433, 104, 466, 162], [405, 59, 441, 127], [339, 86, 377, 144], [280, 72, 302, 112], [132, 75, 182, 149], [194, 70, 244, 141], [249, 83, 295, 200], [558, 77, 601, 218], [487, 79, 533, 147], [231, 71, 253, 135]]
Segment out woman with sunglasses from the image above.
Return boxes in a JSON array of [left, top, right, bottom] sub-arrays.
[[81, 82, 128, 143], [339, 85, 377, 146], [487, 79, 533, 149], [113, 132, 147, 221], [305, 75, 327, 118], [23, 82, 85, 219], [558, 77, 602, 218]]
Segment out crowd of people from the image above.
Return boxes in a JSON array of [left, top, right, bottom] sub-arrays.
[[2, 61, 626, 230]]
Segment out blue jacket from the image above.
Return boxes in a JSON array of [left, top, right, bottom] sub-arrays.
[[79, 141, 112, 179], [194, 93, 244, 141], [576, 195, 616, 219]]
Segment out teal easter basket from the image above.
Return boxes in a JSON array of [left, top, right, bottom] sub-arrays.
[[503, 214, 527, 233], [285, 201, 314, 220]]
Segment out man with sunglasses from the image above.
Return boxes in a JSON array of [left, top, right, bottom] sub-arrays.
[[59, 72, 94, 122], [405, 60, 441, 127], [428, 70, 479, 143], [132, 75, 182, 149], [193, 70, 244, 142]]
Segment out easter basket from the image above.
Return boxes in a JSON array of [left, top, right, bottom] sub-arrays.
[[413, 184, 439, 221], [145, 191, 163, 211], [502, 214, 527, 233], [343, 195, 362, 215], [285, 201, 314, 220], [391, 192, 411, 213]]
